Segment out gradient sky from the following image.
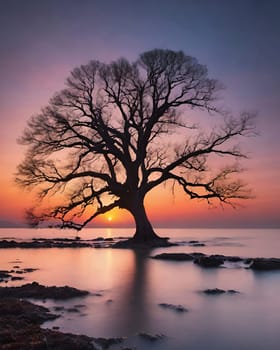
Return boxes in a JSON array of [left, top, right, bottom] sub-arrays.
[[0, 0, 279, 228]]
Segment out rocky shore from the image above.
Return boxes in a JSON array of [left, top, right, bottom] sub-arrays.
[[0, 281, 129, 350], [151, 252, 280, 270], [0, 287, 96, 349], [0, 237, 118, 249]]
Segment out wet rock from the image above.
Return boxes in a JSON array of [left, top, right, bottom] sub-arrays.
[[0, 281, 89, 299], [203, 288, 226, 294], [53, 306, 65, 311], [0, 238, 92, 249], [188, 240, 206, 247], [159, 303, 188, 312], [11, 276, 24, 281], [194, 255, 224, 267], [0, 270, 10, 279], [66, 307, 80, 313], [93, 336, 124, 349], [92, 237, 105, 241], [0, 297, 96, 349], [151, 253, 196, 261], [138, 332, 165, 342], [0, 297, 58, 324], [113, 237, 175, 249], [250, 258, 280, 270], [74, 304, 86, 308], [203, 288, 240, 295], [22, 268, 39, 273]]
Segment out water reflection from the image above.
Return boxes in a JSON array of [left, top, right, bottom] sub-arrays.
[[108, 249, 152, 334]]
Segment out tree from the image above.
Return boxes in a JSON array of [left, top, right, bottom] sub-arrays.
[[17, 49, 255, 245]]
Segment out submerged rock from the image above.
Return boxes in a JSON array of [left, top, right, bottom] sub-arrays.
[[0, 281, 89, 299], [93, 336, 124, 349], [194, 255, 224, 267], [159, 303, 188, 312], [202, 288, 240, 295], [138, 332, 165, 342], [151, 253, 196, 261], [250, 258, 280, 270]]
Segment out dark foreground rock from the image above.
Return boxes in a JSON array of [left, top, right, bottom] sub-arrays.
[[0, 281, 89, 299], [250, 258, 280, 270], [0, 297, 97, 350]]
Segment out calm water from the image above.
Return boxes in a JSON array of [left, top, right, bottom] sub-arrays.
[[1, 228, 280, 349]]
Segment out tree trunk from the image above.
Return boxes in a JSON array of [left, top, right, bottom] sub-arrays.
[[129, 200, 161, 242]]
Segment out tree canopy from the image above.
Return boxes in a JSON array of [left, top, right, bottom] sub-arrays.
[[17, 49, 255, 242]]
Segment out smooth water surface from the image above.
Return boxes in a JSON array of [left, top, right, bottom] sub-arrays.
[[0, 228, 280, 349]]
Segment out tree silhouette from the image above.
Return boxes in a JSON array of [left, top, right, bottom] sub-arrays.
[[17, 49, 255, 245]]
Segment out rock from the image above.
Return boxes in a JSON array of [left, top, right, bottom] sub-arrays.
[[159, 303, 188, 312], [151, 253, 196, 261], [0, 270, 10, 279], [93, 336, 124, 349], [53, 306, 65, 311], [138, 332, 165, 342], [0, 297, 96, 349], [22, 268, 39, 273], [194, 255, 225, 267], [250, 258, 280, 270], [66, 307, 80, 313], [92, 237, 105, 241], [0, 282, 89, 299], [113, 237, 175, 249], [0, 239, 92, 249], [0, 297, 58, 324], [203, 288, 240, 295], [188, 240, 206, 246], [11, 276, 24, 281], [203, 288, 226, 294], [151, 253, 202, 261]]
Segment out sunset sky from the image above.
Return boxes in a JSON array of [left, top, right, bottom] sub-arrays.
[[0, 0, 279, 228]]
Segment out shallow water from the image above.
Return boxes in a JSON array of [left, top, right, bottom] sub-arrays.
[[1, 228, 280, 349]]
